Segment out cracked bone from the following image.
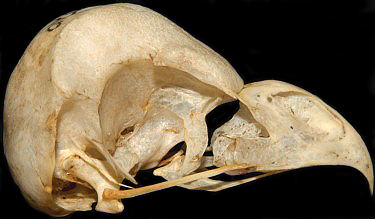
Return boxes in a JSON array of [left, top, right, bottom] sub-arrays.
[[3, 3, 373, 217]]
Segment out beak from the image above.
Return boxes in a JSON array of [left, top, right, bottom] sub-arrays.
[[240, 80, 374, 194]]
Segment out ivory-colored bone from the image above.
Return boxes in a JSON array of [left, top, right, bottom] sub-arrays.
[[3, 2, 373, 217], [102, 163, 255, 200], [212, 80, 374, 193], [3, 3, 242, 215]]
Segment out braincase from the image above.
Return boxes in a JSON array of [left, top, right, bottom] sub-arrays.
[[50, 4, 243, 102], [3, 3, 245, 216]]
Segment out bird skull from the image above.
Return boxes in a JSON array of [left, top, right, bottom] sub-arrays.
[[3, 3, 242, 216], [3, 3, 373, 217]]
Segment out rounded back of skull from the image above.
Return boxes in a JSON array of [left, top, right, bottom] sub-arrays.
[[3, 3, 243, 216]]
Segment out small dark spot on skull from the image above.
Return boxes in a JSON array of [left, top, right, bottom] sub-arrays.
[[47, 10, 77, 32], [290, 126, 294, 129], [121, 126, 135, 136], [267, 97, 272, 102], [47, 21, 62, 32], [192, 155, 200, 162], [329, 151, 340, 158], [228, 139, 237, 152], [72, 154, 80, 159]]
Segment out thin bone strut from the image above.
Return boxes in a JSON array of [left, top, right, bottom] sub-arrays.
[[200, 170, 286, 192], [103, 163, 255, 200]]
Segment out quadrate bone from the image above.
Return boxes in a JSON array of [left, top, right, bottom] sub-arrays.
[[3, 3, 373, 217]]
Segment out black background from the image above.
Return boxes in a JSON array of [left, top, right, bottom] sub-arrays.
[[1, 0, 375, 218]]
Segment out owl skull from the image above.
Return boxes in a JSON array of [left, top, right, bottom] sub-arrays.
[[3, 3, 373, 217]]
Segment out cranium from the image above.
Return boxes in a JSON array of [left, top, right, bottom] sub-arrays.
[[3, 3, 373, 217]]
